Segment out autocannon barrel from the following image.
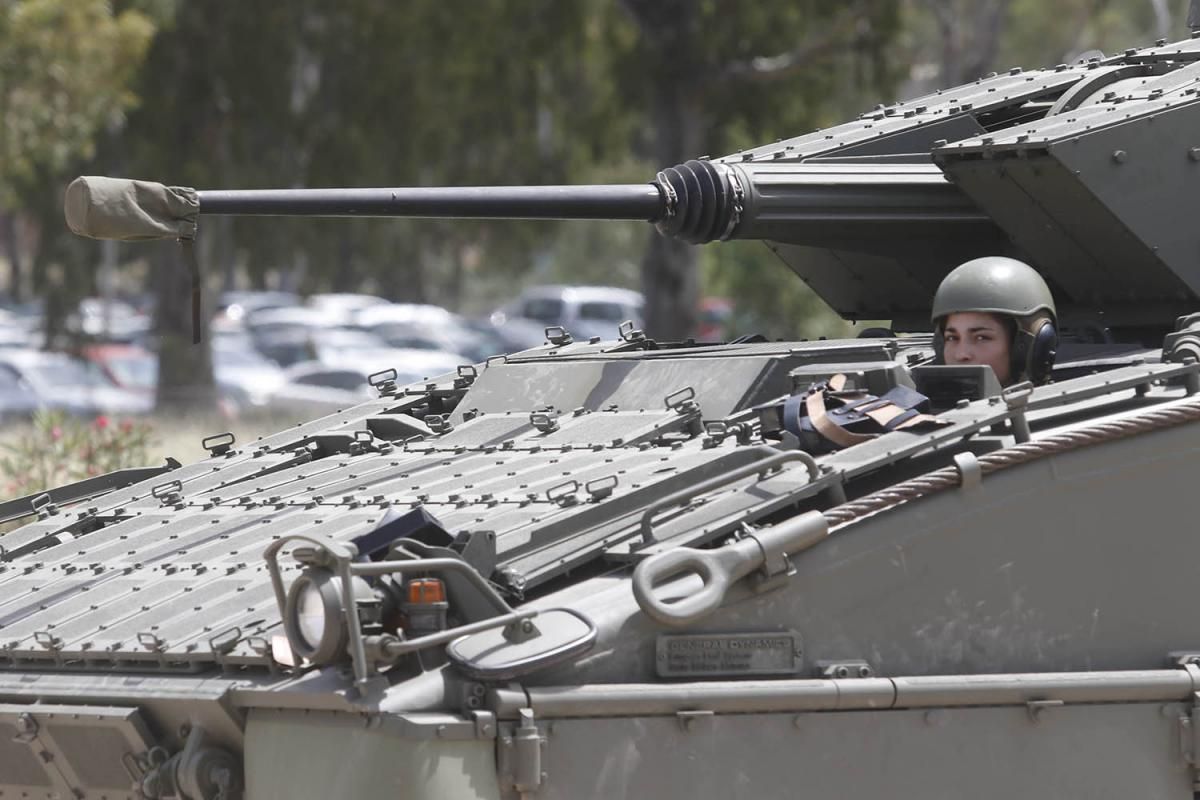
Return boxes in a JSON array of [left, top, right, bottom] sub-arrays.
[[66, 159, 991, 247], [198, 159, 989, 246], [198, 184, 666, 222]]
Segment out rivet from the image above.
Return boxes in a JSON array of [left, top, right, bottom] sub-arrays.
[[1112, 149, 1127, 163]]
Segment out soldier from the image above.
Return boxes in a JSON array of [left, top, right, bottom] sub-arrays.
[[931, 256, 1058, 386]]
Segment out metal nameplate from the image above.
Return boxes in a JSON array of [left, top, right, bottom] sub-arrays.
[[655, 632, 802, 678]]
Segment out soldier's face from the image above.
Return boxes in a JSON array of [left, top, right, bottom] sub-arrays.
[[942, 311, 1012, 385]]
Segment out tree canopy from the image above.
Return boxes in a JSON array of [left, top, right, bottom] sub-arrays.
[[0, 0, 1183, 408]]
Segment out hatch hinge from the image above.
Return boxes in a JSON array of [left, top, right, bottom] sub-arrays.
[[1179, 692, 1200, 791], [1173, 653, 1200, 789], [9, 712, 80, 799], [497, 707, 546, 796]]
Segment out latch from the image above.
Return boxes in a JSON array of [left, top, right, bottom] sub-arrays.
[[497, 708, 546, 795], [818, 659, 874, 679]]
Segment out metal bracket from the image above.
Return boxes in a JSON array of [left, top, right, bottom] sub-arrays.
[[30, 492, 59, 521], [502, 616, 542, 644], [618, 319, 646, 342], [138, 722, 242, 800], [676, 709, 714, 733], [819, 659, 875, 679], [201, 432, 236, 457], [664, 386, 697, 413], [1026, 698, 1063, 723], [530, 410, 560, 434], [585, 474, 618, 501], [544, 325, 573, 346], [454, 364, 478, 388], [1001, 381, 1033, 444], [953, 451, 982, 490], [368, 367, 399, 396], [1180, 693, 1200, 790], [545, 480, 579, 507], [497, 708, 546, 795], [152, 479, 184, 506]]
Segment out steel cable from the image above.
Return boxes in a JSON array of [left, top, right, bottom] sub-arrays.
[[823, 395, 1200, 528]]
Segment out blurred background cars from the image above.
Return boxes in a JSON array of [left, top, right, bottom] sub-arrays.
[[0, 349, 152, 421], [66, 297, 152, 343], [266, 348, 460, 417], [306, 292, 391, 325], [495, 285, 644, 342], [215, 291, 299, 325], [0, 285, 670, 426], [353, 303, 501, 362]]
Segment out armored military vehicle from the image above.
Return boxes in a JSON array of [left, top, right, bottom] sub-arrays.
[[10, 28, 1200, 800]]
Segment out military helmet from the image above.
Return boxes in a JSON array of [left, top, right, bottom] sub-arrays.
[[931, 256, 1056, 323], [932, 256, 1058, 385]]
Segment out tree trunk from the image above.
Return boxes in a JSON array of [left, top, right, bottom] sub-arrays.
[[928, 0, 1013, 85], [153, 240, 216, 413], [623, 0, 705, 340], [1, 211, 22, 302]]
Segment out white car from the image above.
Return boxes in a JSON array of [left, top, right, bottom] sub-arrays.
[[266, 350, 463, 417], [306, 293, 391, 325], [498, 285, 644, 342], [352, 303, 498, 361]]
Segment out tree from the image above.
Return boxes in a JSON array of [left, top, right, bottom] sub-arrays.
[[0, 0, 153, 310], [612, 0, 901, 340]]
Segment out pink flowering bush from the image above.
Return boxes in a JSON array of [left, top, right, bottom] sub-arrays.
[[0, 410, 153, 498]]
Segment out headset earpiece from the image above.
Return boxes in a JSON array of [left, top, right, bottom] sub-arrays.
[[1010, 315, 1057, 384], [1027, 317, 1058, 384]]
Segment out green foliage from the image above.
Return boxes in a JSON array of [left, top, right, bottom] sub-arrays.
[[702, 242, 861, 341], [1001, 0, 1181, 68], [0, 0, 155, 205], [0, 409, 153, 498]]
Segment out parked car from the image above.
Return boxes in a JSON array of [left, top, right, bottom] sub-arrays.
[[306, 293, 390, 325], [353, 303, 498, 361], [80, 343, 157, 393], [265, 349, 462, 418], [216, 290, 300, 324], [67, 297, 152, 342], [243, 306, 332, 366], [497, 285, 644, 341], [212, 341, 287, 410], [0, 349, 152, 422], [310, 327, 390, 362], [466, 315, 546, 355], [263, 361, 377, 418], [82, 340, 286, 418], [696, 297, 734, 341]]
